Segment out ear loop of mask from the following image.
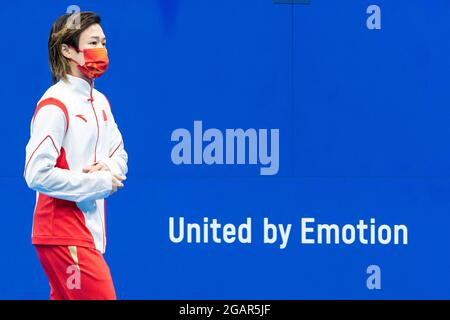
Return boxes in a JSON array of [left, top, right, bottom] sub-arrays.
[[65, 44, 86, 79], [66, 44, 83, 64], [65, 44, 95, 101]]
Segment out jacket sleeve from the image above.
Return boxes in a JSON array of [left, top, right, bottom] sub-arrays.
[[24, 104, 113, 202], [97, 110, 128, 178]]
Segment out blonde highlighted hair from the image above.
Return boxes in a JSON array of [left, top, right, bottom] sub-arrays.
[[48, 12, 101, 83]]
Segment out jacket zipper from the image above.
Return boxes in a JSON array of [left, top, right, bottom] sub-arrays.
[[88, 84, 105, 250], [89, 84, 99, 163]]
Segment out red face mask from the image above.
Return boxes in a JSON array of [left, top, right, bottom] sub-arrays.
[[68, 45, 109, 79]]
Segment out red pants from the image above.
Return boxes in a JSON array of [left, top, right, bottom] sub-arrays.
[[35, 245, 116, 300]]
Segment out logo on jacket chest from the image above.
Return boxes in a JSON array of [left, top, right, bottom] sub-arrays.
[[75, 114, 87, 122], [75, 110, 108, 123]]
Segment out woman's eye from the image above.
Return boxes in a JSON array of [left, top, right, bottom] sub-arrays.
[[90, 42, 97, 45]]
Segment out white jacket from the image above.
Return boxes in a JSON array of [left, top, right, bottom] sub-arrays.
[[24, 74, 128, 253]]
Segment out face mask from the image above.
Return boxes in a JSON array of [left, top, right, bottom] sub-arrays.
[[68, 45, 109, 79]]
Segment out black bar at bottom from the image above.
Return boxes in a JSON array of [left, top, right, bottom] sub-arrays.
[[0, 300, 444, 318]]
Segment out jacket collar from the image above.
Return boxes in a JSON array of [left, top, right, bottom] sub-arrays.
[[63, 74, 94, 101]]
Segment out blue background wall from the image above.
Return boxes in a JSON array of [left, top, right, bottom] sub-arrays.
[[1, 0, 450, 299]]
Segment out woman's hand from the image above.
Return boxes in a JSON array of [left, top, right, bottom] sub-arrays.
[[110, 173, 125, 194], [83, 162, 126, 194], [83, 162, 110, 173]]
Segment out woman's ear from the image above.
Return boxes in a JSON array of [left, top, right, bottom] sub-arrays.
[[61, 44, 72, 59]]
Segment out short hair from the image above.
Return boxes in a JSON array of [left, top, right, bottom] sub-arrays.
[[48, 12, 102, 84]]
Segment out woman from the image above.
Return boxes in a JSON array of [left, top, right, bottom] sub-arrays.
[[24, 11, 128, 300]]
